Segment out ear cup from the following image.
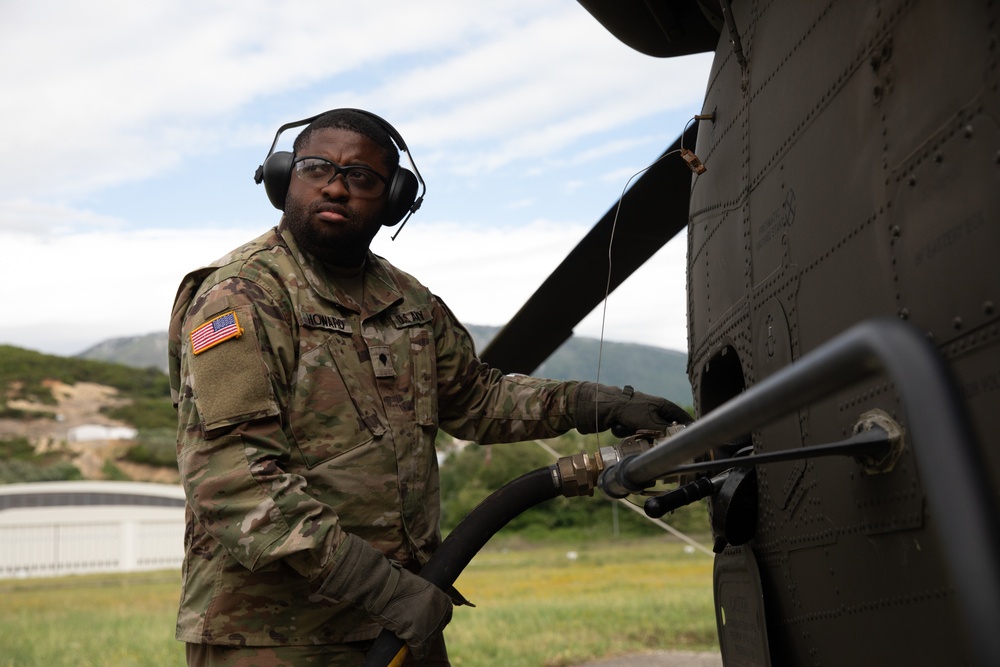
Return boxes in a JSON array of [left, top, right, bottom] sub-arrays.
[[260, 151, 294, 210], [383, 168, 419, 226]]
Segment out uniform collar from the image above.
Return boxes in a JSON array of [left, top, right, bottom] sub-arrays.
[[278, 223, 403, 317]]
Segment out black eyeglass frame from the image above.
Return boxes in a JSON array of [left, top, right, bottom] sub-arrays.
[[292, 156, 389, 197]]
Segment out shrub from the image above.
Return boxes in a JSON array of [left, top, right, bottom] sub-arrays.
[[0, 459, 83, 484], [101, 398, 176, 430], [123, 429, 178, 468]]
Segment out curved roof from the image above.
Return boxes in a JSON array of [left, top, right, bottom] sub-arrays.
[[0, 480, 184, 511]]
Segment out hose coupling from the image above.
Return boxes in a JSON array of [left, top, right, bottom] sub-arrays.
[[555, 426, 685, 497]]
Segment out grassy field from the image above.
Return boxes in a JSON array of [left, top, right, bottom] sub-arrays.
[[0, 570, 185, 667], [0, 537, 718, 667]]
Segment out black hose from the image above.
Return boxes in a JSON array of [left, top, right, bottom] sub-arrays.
[[362, 465, 562, 667]]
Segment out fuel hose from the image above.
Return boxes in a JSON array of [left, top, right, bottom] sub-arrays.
[[362, 464, 562, 667]]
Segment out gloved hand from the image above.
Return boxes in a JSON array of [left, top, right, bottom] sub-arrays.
[[574, 382, 692, 436], [320, 533, 453, 659]]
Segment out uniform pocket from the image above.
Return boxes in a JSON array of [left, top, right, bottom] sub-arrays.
[[188, 303, 280, 430], [408, 325, 438, 427], [288, 337, 380, 467]]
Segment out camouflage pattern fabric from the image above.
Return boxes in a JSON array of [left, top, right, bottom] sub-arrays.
[[168, 224, 580, 647]]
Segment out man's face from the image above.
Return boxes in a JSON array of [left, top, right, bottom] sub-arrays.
[[283, 128, 391, 266]]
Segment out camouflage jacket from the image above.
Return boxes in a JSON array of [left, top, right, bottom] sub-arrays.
[[168, 225, 580, 646]]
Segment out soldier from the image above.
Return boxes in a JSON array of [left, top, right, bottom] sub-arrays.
[[168, 108, 691, 666]]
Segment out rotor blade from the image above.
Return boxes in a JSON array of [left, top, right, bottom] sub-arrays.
[[480, 124, 697, 374]]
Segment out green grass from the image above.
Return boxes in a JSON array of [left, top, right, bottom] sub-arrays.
[[448, 538, 718, 666], [0, 538, 717, 667], [0, 571, 185, 667]]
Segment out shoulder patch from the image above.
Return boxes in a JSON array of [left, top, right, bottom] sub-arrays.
[[190, 311, 243, 354]]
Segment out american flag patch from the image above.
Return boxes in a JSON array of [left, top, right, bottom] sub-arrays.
[[190, 311, 243, 354]]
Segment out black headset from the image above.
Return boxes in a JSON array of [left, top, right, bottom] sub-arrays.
[[254, 108, 425, 229]]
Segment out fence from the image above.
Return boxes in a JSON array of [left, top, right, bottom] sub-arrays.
[[0, 481, 185, 579]]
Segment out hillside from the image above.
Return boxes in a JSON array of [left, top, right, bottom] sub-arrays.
[[0, 345, 178, 484], [78, 325, 692, 405], [1, 327, 692, 485], [463, 325, 691, 405]]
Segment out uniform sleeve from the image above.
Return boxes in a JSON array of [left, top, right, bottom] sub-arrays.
[[430, 295, 581, 443], [175, 276, 345, 581]]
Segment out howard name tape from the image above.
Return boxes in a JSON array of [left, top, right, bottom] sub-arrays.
[[190, 311, 243, 354]]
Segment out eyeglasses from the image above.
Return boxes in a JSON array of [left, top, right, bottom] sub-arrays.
[[292, 157, 388, 198]]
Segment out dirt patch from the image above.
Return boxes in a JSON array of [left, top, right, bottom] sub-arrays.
[[2, 380, 128, 439], [114, 458, 180, 484], [1, 380, 177, 483]]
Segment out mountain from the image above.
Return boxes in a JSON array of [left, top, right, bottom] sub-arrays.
[[77, 325, 693, 406], [77, 332, 169, 373], [462, 325, 691, 406]]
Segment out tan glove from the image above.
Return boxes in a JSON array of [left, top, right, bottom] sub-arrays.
[[574, 382, 692, 436], [320, 533, 453, 659]]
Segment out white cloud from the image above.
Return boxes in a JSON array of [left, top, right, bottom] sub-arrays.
[[0, 0, 708, 358], [0, 4, 493, 194], [0, 221, 688, 357], [0, 0, 710, 201], [0, 226, 254, 354], [373, 220, 689, 352], [0, 200, 128, 237]]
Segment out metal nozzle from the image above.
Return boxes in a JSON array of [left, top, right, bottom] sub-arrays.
[[554, 426, 686, 498]]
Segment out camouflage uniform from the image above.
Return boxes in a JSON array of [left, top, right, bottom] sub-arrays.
[[168, 225, 579, 649]]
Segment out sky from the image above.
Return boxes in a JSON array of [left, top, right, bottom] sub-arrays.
[[0, 1, 713, 359]]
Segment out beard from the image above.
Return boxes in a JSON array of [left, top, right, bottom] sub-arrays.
[[283, 192, 385, 267]]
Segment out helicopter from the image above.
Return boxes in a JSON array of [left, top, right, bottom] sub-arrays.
[[476, 1, 1000, 665]]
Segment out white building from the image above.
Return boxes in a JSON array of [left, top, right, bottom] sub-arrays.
[[66, 424, 138, 442], [0, 480, 185, 578]]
